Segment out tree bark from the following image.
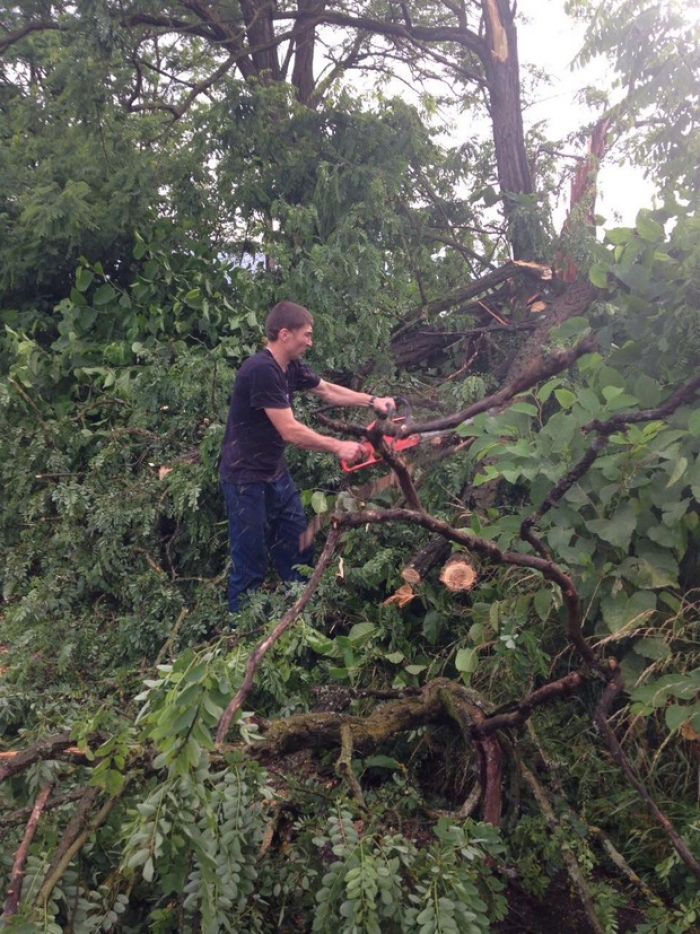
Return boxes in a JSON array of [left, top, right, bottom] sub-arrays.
[[401, 537, 452, 585], [291, 0, 325, 104], [479, 0, 539, 259]]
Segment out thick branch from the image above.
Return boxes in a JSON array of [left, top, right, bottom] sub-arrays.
[[318, 334, 598, 446], [391, 261, 525, 338], [337, 505, 599, 670], [0, 733, 83, 783], [2, 783, 54, 919], [393, 334, 599, 437], [438, 683, 503, 825], [0, 21, 60, 55], [33, 784, 129, 909], [252, 677, 450, 759]]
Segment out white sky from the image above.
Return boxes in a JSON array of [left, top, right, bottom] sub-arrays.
[[515, 4, 657, 227]]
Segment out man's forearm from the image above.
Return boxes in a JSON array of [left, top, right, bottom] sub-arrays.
[[265, 408, 364, 463], [278, 420, 346, 455], [313, 381, 396, 414], [313, 381, 374, 408]]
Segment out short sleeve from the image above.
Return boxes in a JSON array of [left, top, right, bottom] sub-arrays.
[[249, 359, 289, 409]]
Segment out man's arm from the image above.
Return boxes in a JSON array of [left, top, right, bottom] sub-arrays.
[[311, 379, 395, 415], [264, 406, 365, 463]]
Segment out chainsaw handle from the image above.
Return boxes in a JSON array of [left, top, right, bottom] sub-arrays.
[[341, 427, 421, 472], [341, 443, 381, 473]]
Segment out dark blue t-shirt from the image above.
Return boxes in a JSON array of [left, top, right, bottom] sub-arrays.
[[219, 349, 320, 482]]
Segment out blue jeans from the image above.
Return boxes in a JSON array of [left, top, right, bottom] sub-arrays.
[[221, 471, 314, 612]]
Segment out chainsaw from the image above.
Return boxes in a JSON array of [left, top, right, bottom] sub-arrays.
[[341, 416, 458, 472]]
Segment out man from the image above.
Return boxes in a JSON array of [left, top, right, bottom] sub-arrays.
[[219, 301, 395, 614]]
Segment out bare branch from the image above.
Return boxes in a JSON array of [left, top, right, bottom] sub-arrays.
[[272, 8, 486, 60], [216, 525, 343, 743], [2, 783, 54, 919], [519, 760, 606, 934], [0, 21, 60, 56], [594, 670, 700, 884], [33, 783, 131, 909]]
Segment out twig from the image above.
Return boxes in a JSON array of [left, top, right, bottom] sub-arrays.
[[525, 722, 664, 906], [337, 723, 368, 810], [593, 669, 700, 884], [519, 761, 605, 934], [0, 787, 86, 830], [477, 670, 587, 733], [154, 607, 189, 667]]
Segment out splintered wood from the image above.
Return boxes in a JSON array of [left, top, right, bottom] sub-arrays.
[[439, 555, 478, 592]]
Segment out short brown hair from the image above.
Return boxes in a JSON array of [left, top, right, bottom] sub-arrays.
[[265, 301, 314, 341]]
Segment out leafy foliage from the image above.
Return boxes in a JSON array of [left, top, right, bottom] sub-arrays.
[[2, 1, 700, 932]]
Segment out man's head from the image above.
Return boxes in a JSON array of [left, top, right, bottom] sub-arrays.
[[266, 302, 314, 341]]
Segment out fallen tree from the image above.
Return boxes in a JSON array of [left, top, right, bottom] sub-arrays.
[[3, 328, 700, 931]]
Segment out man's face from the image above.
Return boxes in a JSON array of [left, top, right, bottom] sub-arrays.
[[285, 324, 314, 359]]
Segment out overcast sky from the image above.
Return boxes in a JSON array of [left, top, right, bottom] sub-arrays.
[[516, 4, 656, 227]]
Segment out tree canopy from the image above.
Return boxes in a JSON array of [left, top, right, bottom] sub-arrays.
[[1, 1, 700, 932]]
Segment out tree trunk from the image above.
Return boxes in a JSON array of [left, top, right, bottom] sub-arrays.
[[291, 0, 325, 105], [480, 0, 540, 259], [239, 0, 281, 82]]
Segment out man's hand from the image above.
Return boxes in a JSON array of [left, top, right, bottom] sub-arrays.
[[371, 396, 396, 416], [336, 440, 367, 464]]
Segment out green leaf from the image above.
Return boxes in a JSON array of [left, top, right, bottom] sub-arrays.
[[611, 264, 651, 294], [688, 409, 700, 437], [405, 664, 427, 675], [587, 503, 637, 550], [362, 755, 402, 770], [183, 288, 202, 307], [553, 316, 590, 340], [93, 283, 117, 306], [620, 551, 679, 589], [636, 210, 665, 242], [76, 267, 94, 291], [632, 637, 670, 660], [455, 647, 478, 673], [311, 490, 329, 514], [554, 388, 577, 410], [509, 401, 538, 416], [665, 704, 693, 732], [605, 226, 635, 246], [533, 589, 552, 621], [537, 378, 562, 403], [601, 590, 656, 633], [589, 263, 609, 288], [347, 622, 377, 646], [666, 456, 688, 488]]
